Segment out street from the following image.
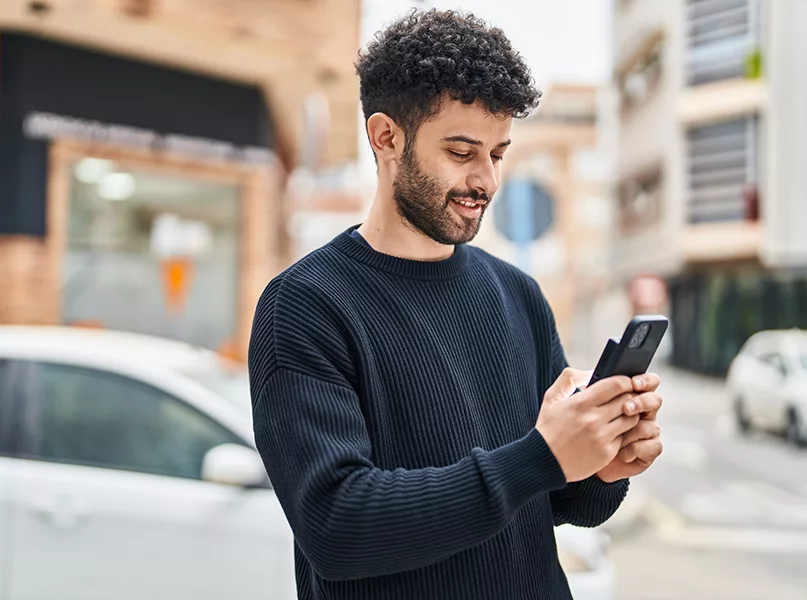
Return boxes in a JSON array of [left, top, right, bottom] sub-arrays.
[[606, 365, 807, 600]]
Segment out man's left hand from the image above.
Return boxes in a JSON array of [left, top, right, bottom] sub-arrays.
[[596, 373, 663, 483]]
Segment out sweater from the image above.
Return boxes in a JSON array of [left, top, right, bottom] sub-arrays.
[[248, 226, 630, 600]]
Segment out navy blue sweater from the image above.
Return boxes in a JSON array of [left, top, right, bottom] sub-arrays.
[[248, 227, 629, 600]]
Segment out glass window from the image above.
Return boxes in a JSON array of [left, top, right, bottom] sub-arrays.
[[19, 362, 244, 480], [759, 352, 786, 376], [0, 360, 18, 455], [64, 159, 239, 353], [686, 117, 759, 224], [686, 0, 762, 85]]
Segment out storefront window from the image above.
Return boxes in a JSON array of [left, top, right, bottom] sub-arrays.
[[63, 157, 239, 352], [670, 269, 807, 375]]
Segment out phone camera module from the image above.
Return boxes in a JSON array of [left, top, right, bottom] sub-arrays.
[[628, 323, 651, 349]]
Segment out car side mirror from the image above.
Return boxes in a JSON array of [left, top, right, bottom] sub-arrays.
[[201, 444, 268, 488]]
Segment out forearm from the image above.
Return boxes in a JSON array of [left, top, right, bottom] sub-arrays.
[[254, 369, 567, 580]]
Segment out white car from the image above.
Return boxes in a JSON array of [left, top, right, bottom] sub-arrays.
[[0, 326, 613, 600], [0, 326, 297, 600], [555, 526, 615, 600], [726, 328, 807, 447]]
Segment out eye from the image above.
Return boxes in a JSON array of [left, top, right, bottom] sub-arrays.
[[491, 154, 504, 163], [449, 151, 471, 160]]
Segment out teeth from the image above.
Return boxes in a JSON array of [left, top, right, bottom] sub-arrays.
[[457, 200, 477, 208]]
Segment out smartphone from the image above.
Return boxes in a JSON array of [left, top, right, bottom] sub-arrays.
[[586, 315, 669, 388]]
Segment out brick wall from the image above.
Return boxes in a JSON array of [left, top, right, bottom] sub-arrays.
[[0, 236, 58, 325]]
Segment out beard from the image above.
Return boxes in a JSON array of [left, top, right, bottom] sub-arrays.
[[392, 145, 490, 245]]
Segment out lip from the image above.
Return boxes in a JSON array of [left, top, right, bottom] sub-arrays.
[[449, 198, 487, 218]]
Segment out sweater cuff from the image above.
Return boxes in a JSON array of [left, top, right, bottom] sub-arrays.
[[580, 474, 630, 503], [478, 428, 568, 510]]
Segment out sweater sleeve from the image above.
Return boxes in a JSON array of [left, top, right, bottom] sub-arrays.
[[536, 282, 631, 528], [248, 275, 568, 581]]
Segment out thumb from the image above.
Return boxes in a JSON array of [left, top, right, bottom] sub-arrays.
[[545, 368, 592, 403]]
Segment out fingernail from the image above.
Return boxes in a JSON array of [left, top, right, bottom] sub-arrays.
[[633, 376, 645, 390], [626, 401, 637, 415]]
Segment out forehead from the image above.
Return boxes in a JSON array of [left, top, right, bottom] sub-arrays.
[[419, 99, 513, 142]]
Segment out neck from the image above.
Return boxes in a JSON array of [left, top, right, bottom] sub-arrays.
[[358, 187, 454, 262]]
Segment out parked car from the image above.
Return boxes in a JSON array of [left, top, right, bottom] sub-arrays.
[[726, 328, 807, 447], [0, 326, 296, 600], [0, 326, 614, 600]]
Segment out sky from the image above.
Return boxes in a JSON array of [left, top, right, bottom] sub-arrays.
[[361, 0, 615, 89], [357, 0, 615, 176]]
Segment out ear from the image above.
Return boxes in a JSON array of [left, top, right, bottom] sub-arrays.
[[366, 112, 403, 163]]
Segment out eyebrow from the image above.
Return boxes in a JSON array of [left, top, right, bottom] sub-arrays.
[[442, 135, 512, 149]]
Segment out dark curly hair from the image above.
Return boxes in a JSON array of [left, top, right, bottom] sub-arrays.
[[356, 9, 541, 147]]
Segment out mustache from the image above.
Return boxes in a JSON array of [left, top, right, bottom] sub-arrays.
[[445, 189, 491, 203]]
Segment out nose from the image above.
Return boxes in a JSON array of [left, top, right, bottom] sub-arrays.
[[467, 156, 499, 199]]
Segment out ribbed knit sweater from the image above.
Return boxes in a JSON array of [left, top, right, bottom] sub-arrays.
[[248, 226, 629, 600]]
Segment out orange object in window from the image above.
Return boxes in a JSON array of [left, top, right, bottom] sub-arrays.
[[160, 257, 194, 314]]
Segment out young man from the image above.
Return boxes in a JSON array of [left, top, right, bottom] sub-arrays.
[[249, 10, 663, 600]]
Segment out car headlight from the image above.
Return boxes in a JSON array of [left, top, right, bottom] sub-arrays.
[[557, 547, 595, 574]]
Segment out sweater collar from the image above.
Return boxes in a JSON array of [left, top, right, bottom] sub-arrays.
[[331, 225, 471, 281]]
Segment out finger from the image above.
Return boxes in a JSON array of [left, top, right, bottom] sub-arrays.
[[604, 414, 641, 441], [622, 391, 663, 418], [618, 437, 663, 463], [632, 372, 660, 393], [577, 375, 634, 408], [620, 420, 660, 448], [599, 391, 639, 422], [545, 368, 592, 403]]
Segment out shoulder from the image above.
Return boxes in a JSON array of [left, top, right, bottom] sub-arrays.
[[255, 244, 352, 319], [249, 246, 358, 387]]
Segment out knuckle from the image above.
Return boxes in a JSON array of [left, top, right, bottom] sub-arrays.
[[617, 375, 633, 392], [583, 414, 600, 432]]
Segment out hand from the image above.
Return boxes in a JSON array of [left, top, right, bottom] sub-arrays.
[[536, 368, 641, 483], [597, 374, 664, 483]]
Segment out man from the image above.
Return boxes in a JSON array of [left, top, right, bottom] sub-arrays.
[[249, 9, 663, 600]]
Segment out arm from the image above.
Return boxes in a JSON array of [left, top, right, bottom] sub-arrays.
[[538, 289, 630, 527], [249, 276, 567, 581]]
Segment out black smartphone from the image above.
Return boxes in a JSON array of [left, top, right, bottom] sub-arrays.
[[586, 315, 669, 388]]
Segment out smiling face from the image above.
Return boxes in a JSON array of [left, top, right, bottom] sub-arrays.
[[391, 99, 513, 245]]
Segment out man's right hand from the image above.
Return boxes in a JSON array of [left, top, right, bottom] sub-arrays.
[[535, 368, 661, 483]]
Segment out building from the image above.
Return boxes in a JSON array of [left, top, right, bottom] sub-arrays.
[[612, 0, 807, 375], [474, 84, 619, 361], [0, 0, 363, 361]]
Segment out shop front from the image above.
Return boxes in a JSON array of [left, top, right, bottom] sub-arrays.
[[669, 267, 807, 375], [0, 33, 283, 360]]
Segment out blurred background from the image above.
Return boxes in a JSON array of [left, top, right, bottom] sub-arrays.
[[1, 1, 806, 599]]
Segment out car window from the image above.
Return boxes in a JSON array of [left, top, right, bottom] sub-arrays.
[[0, 360, 17, 455], [17, 361, 245, 480], [759, 353, 787, 375]]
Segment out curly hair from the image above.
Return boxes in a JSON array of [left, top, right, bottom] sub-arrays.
[[356, 9, 541, 144]]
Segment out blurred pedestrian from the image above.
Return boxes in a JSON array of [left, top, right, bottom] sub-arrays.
[[248, 9, 663, 600]]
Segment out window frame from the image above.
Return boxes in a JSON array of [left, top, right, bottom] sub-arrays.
[[0, 359, 22, 456]]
